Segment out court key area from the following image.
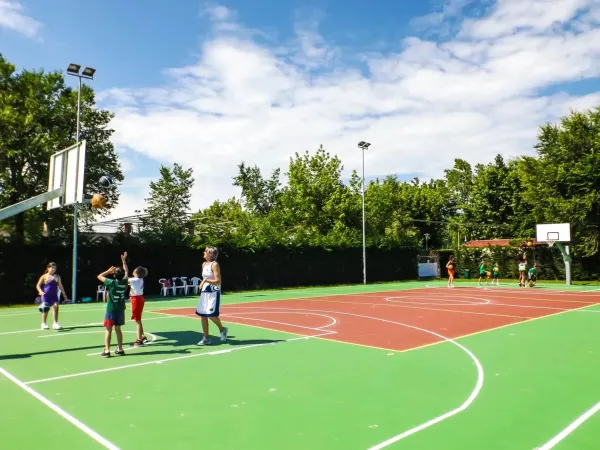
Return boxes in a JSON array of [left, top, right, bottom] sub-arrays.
[[2, 281, 600, 449]]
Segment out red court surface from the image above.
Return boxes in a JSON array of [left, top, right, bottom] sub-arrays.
[[159, 287, 600, 352]]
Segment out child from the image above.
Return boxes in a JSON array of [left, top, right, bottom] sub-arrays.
[[121, 252, 149, 346], [97, 264, 128, 357], [528, 264, 537, 287], [36, 262, 68, 330], [518, 255, 527, 287], [446, 255, 456, 288], [491, 262, 500, 285], [478, 260, 489, 287]]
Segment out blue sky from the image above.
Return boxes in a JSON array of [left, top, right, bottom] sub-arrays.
[[1, 0, 600, 224]]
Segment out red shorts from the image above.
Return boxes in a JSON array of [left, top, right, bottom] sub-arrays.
[[131, 295, 145, 321]]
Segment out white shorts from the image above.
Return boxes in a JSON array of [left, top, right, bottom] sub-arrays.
[[195, 285, 221, 317]]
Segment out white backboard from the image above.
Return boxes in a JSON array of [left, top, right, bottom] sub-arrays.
[[47, 141, 86, 210], [536, 223, 571, 242]]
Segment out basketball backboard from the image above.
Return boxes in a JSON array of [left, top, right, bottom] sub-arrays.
[[47, 141, 86, 210], [536, 223, 571, 243]]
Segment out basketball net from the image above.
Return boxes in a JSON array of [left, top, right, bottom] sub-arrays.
[[546, 240, 556, 248]]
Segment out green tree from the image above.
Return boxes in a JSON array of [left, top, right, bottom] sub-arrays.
[[140, 163, 194, 242], [519, 107, 600, 256], [0, 54, 124, 242], [232, 163, 281, 216]]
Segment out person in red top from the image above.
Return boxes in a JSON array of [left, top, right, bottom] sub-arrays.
[[446, 255, 456, 288]]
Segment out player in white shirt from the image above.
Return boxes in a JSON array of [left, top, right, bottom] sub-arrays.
[[196, 246, 228, 345], [121, 252, 149, 346]]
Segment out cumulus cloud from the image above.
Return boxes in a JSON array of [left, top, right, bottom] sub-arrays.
[[0, 0, 42, 38], [97, 0, 600, 222]]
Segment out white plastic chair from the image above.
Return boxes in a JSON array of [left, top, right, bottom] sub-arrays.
[[190, 277, 201, 295], [96, 285, 107, 302], [158, 278, 170, 296], [171, 277, 185, 296], [180, 277, 189, 295]]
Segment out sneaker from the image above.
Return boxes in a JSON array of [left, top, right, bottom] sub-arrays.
[[41, 322, 49, 330], [141, 336, 148, 343], [100, 351, 111, 358], [197, 338, 211, 346], [220, 327, 228, 342], [114, 349, 125, 356], [52, 322, 62, 330], [132, 339, 142, 347]]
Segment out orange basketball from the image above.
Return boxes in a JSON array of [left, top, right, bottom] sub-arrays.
[[527, 241, 533, 247], [91, 193, 107, 209]]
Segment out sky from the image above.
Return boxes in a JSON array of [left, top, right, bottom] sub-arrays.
[[2, 0, 600, 225]]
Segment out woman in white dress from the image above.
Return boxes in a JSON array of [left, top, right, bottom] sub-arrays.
[[196, 246, 228, 345]]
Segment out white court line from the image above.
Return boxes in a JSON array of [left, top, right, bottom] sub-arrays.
[[537, 401, 600, 449], [0, 315, 179, 337], [24, 332, 330, 385], [0, 367, 120, 449], [223, 311, 338, 330], [36, 330, 159, 356], [224, 305, 484, 449]]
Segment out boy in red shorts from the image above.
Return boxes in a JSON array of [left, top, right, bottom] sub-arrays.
[[121, 252, 148, 347], [97, 264, 128, 357]]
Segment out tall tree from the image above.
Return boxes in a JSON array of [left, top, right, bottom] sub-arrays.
[[141, 163, 195, 242], [0, 54, 124, 242], [519, 107, 600, 256], [232, 163, 281, 216]]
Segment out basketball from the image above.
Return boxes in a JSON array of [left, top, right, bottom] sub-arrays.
[[527, 241, 533, 247], [528, 281, 535, 287], [91, 193, 107, 209], [99, 175, 113, 187]]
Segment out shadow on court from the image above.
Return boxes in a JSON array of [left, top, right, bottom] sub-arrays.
[[150, 330, 284, 348], [0, 330, 285, 360]]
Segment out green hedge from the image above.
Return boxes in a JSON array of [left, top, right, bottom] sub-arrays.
[[451, 246, 600, 280], [0, 243, 419, 305]]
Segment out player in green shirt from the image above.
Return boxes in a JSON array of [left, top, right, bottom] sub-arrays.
[[527, 264, 537, 288], [97, 265, 128, 357], [491, 262, 500, 285], [478, 260, 489, 287]]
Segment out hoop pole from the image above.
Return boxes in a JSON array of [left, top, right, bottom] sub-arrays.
[[554, 242, 572, 286], [0, 188, 64, 221]]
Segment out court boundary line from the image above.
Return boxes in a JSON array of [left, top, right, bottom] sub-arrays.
[[2, 282, 598, 318], [24, 332, 331, 385], [537, 401, 600, 449], [0, 366, 120, 450]]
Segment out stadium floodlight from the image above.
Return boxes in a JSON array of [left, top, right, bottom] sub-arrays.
[[357, 141, 372, 285]]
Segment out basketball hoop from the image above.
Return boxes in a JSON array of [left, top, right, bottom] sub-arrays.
[[546, 240, 556, 248]]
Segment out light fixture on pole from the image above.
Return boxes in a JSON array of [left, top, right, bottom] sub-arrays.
[[66, 63, 96, 304], [424, 232, 431, 251], [358, 141, 371, 285]]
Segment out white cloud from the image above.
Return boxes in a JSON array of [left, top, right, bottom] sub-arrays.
[[0, 0, 41, 38], [98, 0, 600, 221]]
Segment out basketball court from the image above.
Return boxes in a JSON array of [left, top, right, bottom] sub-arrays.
[[1, 143, 600, 449], [1, 279, 600, 450]]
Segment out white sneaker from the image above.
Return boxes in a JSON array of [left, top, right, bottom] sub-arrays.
[[41, 322, 49, 329], [220, 327, 228, 342], [52, 323, 62, 330]]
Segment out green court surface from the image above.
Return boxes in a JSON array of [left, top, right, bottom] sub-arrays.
[[1, 281, 600, 449]]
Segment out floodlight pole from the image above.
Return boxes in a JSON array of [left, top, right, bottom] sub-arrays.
[[424, 233, 430, 251], [358, 141, 371, 285], [67, 64, 95, 303]]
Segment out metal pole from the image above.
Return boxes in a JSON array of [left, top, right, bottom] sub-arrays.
[[565, 244, 572, 285], [361, 147, 366, 285], [72, 76, 82, 303]]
